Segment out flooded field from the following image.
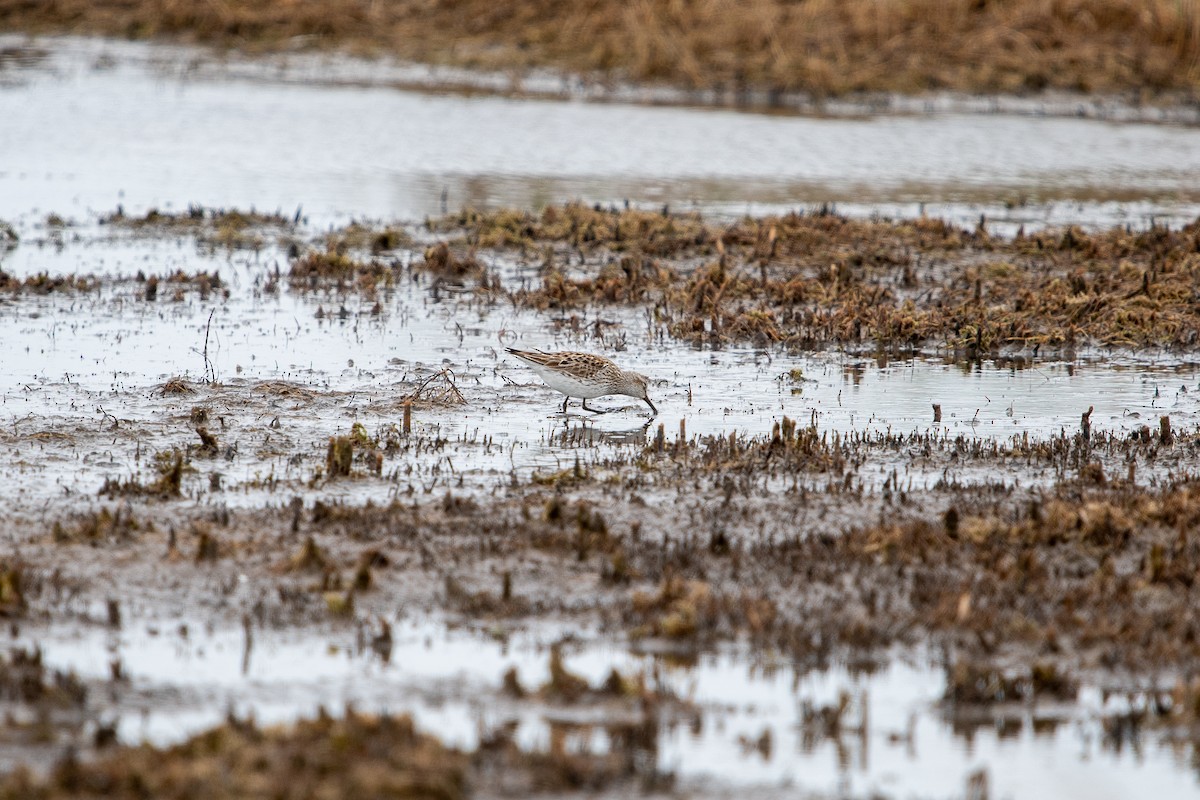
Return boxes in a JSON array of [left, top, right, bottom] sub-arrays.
[[3, 36, 1200, 800], [2, 228, 1200, 512]]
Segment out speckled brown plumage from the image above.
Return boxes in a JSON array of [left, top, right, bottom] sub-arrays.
[[505, 348, 657, 415]]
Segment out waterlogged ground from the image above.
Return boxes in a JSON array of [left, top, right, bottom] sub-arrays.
[[2, 37, 1200, 800], [2, 227, 1200, 512], [0, 214, 1197, 798], [14, 622, 1200, 800]]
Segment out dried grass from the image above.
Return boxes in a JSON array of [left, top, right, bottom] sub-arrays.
[[401, 369, 466, 407], [3, 0, 1199, 96], [0, 711, 467, 800], [451, 205, 1200, 352]]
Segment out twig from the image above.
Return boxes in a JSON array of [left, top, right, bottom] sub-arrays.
[[97, 406, 118, 431], [402, 368, 466, 406], [202, 308, 216, 384]]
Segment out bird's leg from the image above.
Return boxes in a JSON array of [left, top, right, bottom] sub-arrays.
[[582, 399, 607, 414], [561, 395, 569, 414]]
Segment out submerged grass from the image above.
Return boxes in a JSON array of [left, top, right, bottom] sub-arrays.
[[3, 0, 1200, 99]]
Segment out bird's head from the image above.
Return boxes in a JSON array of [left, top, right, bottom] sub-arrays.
[[628, 372, 657, 415]]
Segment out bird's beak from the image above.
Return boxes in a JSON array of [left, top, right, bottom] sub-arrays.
[[644, 397, 658, 416]]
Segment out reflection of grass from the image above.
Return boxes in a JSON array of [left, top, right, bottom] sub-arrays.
[[5, 1, 1200, 98]]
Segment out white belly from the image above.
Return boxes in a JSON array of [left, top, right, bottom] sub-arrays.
[[530, 364, 611, 398]]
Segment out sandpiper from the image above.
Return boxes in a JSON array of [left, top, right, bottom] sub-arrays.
[[505, 348, 658, 415]]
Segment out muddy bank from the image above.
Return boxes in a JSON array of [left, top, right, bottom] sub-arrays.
[[3, 0, 1199, 107]]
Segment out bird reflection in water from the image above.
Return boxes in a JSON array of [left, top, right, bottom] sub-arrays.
[[551, 419, 653, 448]]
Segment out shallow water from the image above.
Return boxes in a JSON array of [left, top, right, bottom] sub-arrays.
[[14, 617, 1197, 800], [3, 37, 1200, 233]]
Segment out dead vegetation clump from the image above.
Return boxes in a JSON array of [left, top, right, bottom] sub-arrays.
[[309, 499, 406, 533], [251, 380, 316, 401], [418, 241, 486, 282], [397, 369, 467, 409], [0, 271, 98, 295], [99, 449, 188, 499], [288, 248, 400, 292], [52, 507, 143, 545], [137, 269, 228, 302], [517, 256, 678, 310], [100, 205, 293, 249], [325, 435, 355, 478], [5, 0, 1199, 99], [325, 221, 411, 254], [321, 423, 389, 480], [192, 426, 219, 458], [629, 574, 717, 639], [157, 377, 195, 396], [0, 562, 26, 618], [0, 647, 87, 708], [439, 203, 712, 257], [0, 710, 467, 800], [627, 572, 777, 642], [945, 661, 1078, 705], [286, 535, 328, 573], [449, 205, 1200, 353]]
